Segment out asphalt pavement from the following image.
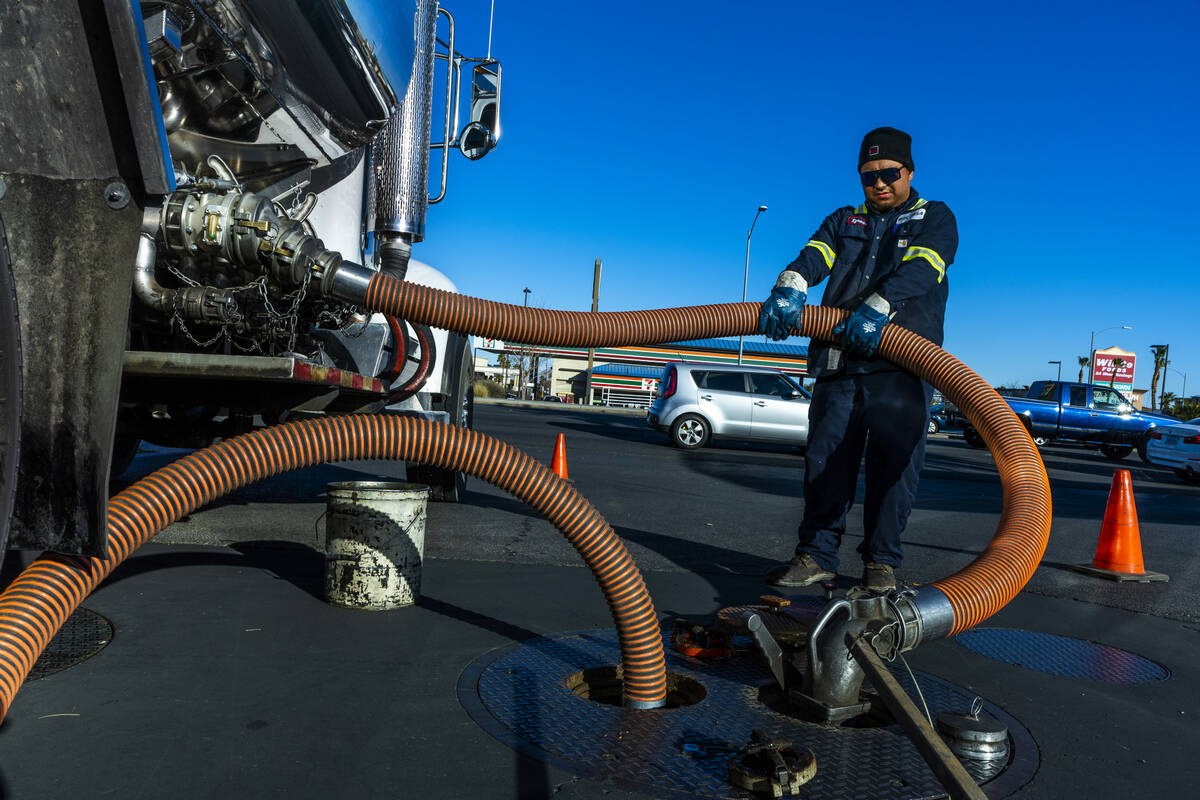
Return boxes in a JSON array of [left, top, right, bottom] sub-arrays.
[[0, 403, 1196, 799]]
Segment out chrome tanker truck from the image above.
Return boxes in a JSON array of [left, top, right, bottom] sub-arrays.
[[0, 1, 501, 569]]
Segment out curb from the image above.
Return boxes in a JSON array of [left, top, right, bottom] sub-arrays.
[[475, 397, 646, 417]]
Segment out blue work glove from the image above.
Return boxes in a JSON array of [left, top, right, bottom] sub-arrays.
[[833, 298, 891, 358], [758, 286, 806, 341]]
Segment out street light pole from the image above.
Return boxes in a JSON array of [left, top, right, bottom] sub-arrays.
[[1048, 360, 1061, 382], [1087, 324, 1132, 383], [739, 205, 768, 365], [585, 259, 602, 406], [1166, 366, 1186, 400]]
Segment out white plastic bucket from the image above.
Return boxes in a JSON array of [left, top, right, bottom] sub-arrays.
[[323, 481, 430, 610]]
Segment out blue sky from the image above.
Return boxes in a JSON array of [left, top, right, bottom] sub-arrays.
[[417, 0, 1197, 396]]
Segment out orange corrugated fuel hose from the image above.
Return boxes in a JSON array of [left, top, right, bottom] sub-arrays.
[[363, 274, 1052, 636], [0, 275, 1052, 720], [0, 416, 667, 719]]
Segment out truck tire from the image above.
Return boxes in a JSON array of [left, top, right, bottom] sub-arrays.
[[1100, 444, 1133, 460], [1, 213, 21, 566], [1138, 439, 1151, 464], [962, 427, 987, 449], [406, 335, 473, 502]]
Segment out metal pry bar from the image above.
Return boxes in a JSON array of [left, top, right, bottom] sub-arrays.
[[747, 613, 787, 690]]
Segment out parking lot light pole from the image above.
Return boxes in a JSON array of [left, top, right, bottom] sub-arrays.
[[1166, 366, 1187, 400], [739, 205, 768, 365], [1048, 360, 1061, 382], [1088, 325, 1132, 382]]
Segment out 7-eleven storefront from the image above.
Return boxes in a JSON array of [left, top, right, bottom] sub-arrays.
[[476, 337, 809, 406]]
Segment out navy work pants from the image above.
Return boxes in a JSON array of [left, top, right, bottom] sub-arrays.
[[796, 370, 932, 572]]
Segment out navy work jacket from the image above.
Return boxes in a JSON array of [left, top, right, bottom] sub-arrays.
[[783, 188, 958, 377]]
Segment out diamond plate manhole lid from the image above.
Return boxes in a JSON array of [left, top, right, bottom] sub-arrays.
[[458, 628, 1038, 800], [28, 607, 114, 681], [955, 628, 1170, 684]]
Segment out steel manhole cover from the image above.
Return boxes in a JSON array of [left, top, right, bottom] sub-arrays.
[[458, 627, 1038, 799], [954, 628, 1169, 684], [27, 607, 114, 680]]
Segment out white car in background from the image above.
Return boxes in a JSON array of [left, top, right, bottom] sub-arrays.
[[1146, 417, 1200, 484], [646, 362, 811, 450]]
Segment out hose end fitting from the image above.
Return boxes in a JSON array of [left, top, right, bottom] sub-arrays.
[[623, 696, 667, 710], [321, 258, 375, 306], [894, 585, 957, 650]]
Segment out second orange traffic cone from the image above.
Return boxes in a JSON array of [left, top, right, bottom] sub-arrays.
[[551, 433, 570, 481], [1070, 469, 1168, 583]]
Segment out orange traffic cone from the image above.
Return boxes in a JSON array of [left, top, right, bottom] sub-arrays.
[[551, 433, 570, 481], [1070, 470, 1168, 583]]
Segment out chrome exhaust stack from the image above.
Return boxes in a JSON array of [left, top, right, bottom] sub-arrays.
[[367, 0, 441, 280], [365, 0, 502, 281]]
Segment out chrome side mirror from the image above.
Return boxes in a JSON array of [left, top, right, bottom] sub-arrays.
[[458, 121, 493, 160], [457, 61, 500, 160]]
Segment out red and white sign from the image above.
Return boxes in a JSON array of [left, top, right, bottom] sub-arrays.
[[1091, 347, 1136, 393]]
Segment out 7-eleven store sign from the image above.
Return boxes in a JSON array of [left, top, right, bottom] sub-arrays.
[[591, 374, 661, 392], [472, 342, 807, 377]]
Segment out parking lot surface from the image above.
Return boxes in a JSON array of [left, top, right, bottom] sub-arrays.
[[1, 404, 1196, 798]]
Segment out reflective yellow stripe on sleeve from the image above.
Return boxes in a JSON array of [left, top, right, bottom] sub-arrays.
[[804, 239, 836, 269], [902, 245, 947, 282]]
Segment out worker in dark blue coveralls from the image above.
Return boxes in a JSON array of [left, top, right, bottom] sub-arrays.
[[759, 126, 958, 593]]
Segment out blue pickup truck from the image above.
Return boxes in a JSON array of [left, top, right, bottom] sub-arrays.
[[962, 381, 1178, 460]]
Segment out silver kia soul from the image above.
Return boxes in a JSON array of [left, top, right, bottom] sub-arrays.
[[646, 362, 811, 449]]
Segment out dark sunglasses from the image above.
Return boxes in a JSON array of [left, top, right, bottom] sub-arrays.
[[859, 167, 904, 186]]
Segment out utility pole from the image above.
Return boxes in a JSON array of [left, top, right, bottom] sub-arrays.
[[585, 258, 602, 405], [518, 287, 530, 399]]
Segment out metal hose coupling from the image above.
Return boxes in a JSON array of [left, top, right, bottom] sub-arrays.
[[892, 586, 958, 650], [157, 184, 336, 288], [132, 230, 242, 327], [794, 584, 953, 721], [318, 257, 374, 306]]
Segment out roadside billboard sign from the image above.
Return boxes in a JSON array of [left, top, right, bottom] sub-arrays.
[[1091, 347, 1136, 393]]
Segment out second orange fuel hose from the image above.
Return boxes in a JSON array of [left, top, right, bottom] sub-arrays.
[[0, 416, 667, 720]]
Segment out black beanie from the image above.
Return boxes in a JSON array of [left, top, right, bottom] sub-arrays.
[[858, 126, 913, 170]]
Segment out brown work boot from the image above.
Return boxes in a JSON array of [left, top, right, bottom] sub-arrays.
[[765, 554, 835, 588], [860, 562, 897, 593]]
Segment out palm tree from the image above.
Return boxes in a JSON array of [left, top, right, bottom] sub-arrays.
[[1110, 357, 1125, 388], [496, 352, 513, 388], [1077, 356, 1089, 383], [1161, 391, 1177, 414], [1150, 345, 1169, 409]]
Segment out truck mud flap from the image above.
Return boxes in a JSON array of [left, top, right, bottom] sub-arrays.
[[1, 1, 151, 556]]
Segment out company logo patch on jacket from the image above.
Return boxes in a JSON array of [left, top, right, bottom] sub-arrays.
[[895, 208, 927, 225], [845, 215, 867, 226]]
